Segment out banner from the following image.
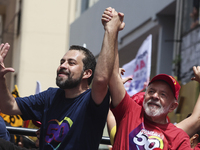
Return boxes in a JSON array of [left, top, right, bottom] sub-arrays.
[[122, 35, 152, 96]]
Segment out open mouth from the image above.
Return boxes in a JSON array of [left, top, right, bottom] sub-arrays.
[[148, 102, 160, 108]]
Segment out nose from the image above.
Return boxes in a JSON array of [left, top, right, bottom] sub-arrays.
[[151, 92, 159, 100], [60, 61, 68, 69]]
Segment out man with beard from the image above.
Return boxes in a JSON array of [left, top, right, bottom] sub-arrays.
[[107, 69, 200, 149], [0, 7, 125, 150], [109, 73, 192, 149], [102, 8, 199, 150]]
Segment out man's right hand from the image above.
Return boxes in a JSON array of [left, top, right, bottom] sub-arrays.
[[0, 43, 15, 78]]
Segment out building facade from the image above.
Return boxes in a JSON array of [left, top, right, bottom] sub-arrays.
[[0, 0, 77, 96]]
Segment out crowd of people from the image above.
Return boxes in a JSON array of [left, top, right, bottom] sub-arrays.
[[0, 6, 199, 150]]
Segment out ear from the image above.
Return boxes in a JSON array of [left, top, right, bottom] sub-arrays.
[[190, 134, 199, 146], [82, 69, 92, 79], [168, 101, 178, 113], [194, 134, 199, 140]]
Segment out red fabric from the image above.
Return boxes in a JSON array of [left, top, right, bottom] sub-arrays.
[[131, 92, 145, 106], [110, 92, 191, 150], [194, 143, 200, 150]]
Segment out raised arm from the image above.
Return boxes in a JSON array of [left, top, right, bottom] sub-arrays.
[[91, 7, 124, 105], [176, 66, 200, 137], [0, 43, 22, 115], [108, 12, 127, 108], [107, 68, 132, 145]]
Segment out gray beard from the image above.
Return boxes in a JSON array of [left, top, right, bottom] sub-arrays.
[[143, 100, 170, 117]]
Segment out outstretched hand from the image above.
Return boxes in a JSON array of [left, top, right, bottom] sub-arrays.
[[191, 66, 200, 83], [0, 43, 14, 77]]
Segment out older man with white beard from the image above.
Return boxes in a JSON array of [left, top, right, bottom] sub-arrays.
[[109, 72, 192, 150], [103, 9, 194, 150], [102, 8, 200, 149], [142, 75, 179, 125]]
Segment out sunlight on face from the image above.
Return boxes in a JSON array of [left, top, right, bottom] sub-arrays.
[[56, 50, 85, 89], [143, 98, 172, 117], [143, 80, 175, 118]]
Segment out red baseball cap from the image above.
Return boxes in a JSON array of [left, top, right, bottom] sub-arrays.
[[149, 74, 181, 100]]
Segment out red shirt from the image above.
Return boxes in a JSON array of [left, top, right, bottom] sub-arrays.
[[111, 92, 191, 150]]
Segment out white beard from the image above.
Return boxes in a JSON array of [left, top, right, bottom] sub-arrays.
[[143, 99, 171, 118]]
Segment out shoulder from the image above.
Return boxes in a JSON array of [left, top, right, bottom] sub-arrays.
[[111, 92, 142, 119], [46, 87, 62, 93], [158, 123, 191, 148], [72, 89, 92, 104], [131, 92, 145, 106], [167, 123, 189, 137], [38, 87, 64, 98], [82, 88, 92, 96], [116, 91, 139, 108], [77, 89, 92, 100]]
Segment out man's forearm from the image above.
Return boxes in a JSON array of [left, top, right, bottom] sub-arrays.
[[95, 29, 118, 82], [0, 77, 21, 115], [92, 8, 121, 105]]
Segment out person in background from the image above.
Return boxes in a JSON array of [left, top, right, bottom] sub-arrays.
[[35, 128, 40, 148], [0, 128, 40, 150], [18, 122, 41, 149], [0, 113, 10, 141], [186, 113, 200, 149], [18, 135, 37, 149], [190, 0, 199, 29]]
